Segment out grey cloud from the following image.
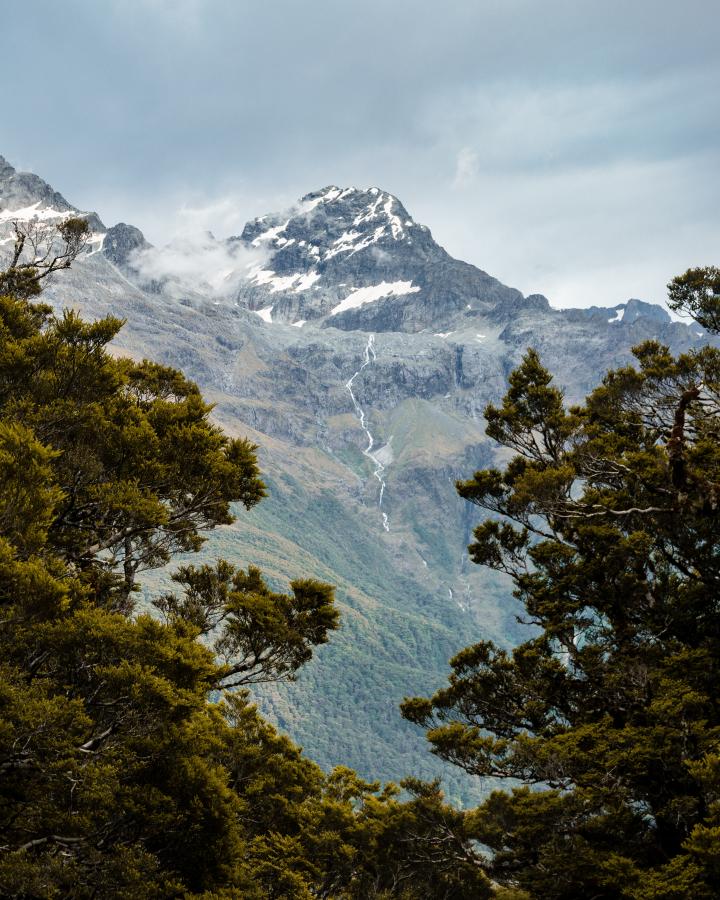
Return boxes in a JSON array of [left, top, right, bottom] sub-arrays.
[[3, 0, 719, 308]]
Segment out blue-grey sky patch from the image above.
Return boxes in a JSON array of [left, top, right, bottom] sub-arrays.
[[3, 0, 719, 307]]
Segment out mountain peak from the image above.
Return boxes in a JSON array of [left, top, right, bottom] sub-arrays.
[[0, 153, 105, 233], [622, 297, 671, 325], [0, 153, 74, 214], [233, 184, 520, 331], [240, 185, 423, 259], [298, 185, 416, 240], [0, 155, 16, 180]]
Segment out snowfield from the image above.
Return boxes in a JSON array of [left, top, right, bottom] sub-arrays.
[[330, 281, 420, 316]]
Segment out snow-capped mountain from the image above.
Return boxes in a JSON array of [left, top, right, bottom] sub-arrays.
[[233, 185, 521, 332], [0, 154, 105, 236], [0, 155, 712, 802]]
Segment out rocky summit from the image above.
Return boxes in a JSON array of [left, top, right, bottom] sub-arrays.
[[0, 156, 712, 802], [234, 185, 521, 332]]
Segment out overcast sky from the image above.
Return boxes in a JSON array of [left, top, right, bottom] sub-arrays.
[[4, 0, 719, 308]]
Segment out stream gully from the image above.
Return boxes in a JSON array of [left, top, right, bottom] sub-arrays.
[[346, 334, 390, 532]]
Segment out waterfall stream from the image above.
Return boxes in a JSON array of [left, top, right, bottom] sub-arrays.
[[345, 334, 389, 531]]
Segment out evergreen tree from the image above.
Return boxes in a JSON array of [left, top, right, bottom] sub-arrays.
[[403, 271, 720, 898], [0, 228, 487, 898]]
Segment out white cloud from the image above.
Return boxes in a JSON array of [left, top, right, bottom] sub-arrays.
[[130, 231, 267, 297], [173, 198, 254, 239], [452, 147, 479, 189]]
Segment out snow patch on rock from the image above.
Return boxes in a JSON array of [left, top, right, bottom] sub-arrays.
[[85, 232, 106, 256], [248, 266, 321, 293], [251, 220, 289, 247], [301, 187, 344, 212], [383, 196, 404, 239], [294, 271, 321, 291], [325, 224, 387, 260], [331, 281, 420, 316], [0, 202, 70, 223]]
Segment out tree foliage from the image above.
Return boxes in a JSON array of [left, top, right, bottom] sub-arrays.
[[0, 290, 266, 608], [0, 249, 487, 897], [154, 560, 339, 688], [403, 278, 720, 897], [0, 217, 91, 299], [667, 266, 720, 335]]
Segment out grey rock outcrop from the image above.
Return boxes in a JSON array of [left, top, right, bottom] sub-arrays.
[[622, 297, 671, 325], [102, 222, 151, 269]]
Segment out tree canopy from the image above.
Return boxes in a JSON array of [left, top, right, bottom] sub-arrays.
[[403, 273, 720, 897]]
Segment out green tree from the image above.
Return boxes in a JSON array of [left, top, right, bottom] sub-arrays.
[[0, 217, 91, 299], [0, 248, 487, 897], [0, 261, 332, 893], [0, 291, 266, 610], [667, 266, 720, 334], [403, 274, 720, 898], [154, 560, 339, 687]]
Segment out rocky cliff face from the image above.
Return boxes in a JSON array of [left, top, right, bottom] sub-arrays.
[[0, 156, 711, 802]]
